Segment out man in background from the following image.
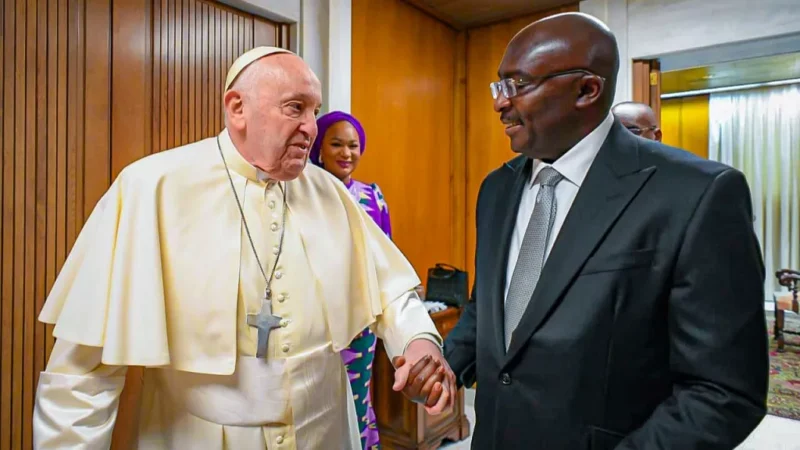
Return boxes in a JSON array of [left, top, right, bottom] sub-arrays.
[[612, 101, 662, 141]]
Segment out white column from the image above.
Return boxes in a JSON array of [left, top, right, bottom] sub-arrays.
[[327, 0, 351, 113], [300, 0, 329, 108], [300, 0, 351, 113], [580, 0, 630, 103]]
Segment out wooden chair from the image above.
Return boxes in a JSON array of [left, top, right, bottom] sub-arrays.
[[774, 269, 800, 351]]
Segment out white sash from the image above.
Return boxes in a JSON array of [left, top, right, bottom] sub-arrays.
[[155, 356, 290, 426]]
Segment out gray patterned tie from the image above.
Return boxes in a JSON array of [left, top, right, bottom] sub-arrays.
[[504, 166, 564, 350]]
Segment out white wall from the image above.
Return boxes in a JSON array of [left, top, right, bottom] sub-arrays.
[[218, 0, 352, 113], [626, 0, 799, 59], [581, 0, 800, 103], [579, 0, 630, 106], [326, 0, 351, 113], [219, 0, 301, 23], [299, 0, 329, 107]]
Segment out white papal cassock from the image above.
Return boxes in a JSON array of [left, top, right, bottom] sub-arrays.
[[32, 128, 441, 449]]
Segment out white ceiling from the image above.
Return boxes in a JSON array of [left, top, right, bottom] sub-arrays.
[[403, 0, 579, 29]]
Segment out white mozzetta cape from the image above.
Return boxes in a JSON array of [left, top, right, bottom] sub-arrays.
[[38, 129, 424, 375]]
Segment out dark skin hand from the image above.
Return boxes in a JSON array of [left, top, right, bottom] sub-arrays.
[[494, 13, 620, 162], [392, 355, 446, 407], [391, 339, 457, 414], [392, 355, 454, 408]]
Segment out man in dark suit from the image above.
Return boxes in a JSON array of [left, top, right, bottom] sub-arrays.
[[612, 101, 662, 142], [444, 12, 768, 450]]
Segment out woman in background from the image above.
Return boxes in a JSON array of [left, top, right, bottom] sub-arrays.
[[311, 111, 391, 237], [310, 111, 391, 449]]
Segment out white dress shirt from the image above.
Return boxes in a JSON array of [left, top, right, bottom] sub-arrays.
[[504, 113, 615, 304]]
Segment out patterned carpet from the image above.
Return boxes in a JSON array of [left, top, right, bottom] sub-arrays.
[[767, 311, 800, 420]]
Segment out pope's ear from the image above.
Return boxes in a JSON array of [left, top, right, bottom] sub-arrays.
[[223, 89, 246, 131]]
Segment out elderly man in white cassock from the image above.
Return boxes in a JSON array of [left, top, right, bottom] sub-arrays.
[[32, 47, 457, 449]]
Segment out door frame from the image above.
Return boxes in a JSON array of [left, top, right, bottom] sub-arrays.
[[632, 58, 662, 123]]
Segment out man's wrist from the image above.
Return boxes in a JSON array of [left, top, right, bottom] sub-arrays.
[[404, 333, 443, 354]]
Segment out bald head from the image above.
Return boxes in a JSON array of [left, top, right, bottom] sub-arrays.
[[228, 53, 320, 103], [494, 13, 620, 161], [612, 102, 661, 141], [223, 51, 322, 181], [507, 12, 619, 110]]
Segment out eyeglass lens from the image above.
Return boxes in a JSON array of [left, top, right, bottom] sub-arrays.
[[490, 79, 517, 100]]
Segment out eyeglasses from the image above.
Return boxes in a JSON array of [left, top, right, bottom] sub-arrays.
[[490, 69, 603, 100], [625, 125, 658, 136]]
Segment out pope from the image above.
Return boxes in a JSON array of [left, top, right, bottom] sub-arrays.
[[32, 47, 456, 449]]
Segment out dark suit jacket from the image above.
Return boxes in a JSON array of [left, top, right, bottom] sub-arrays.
[[444, 120, 768, 450]]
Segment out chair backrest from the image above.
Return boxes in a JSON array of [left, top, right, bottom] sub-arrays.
[[776, 269, 800, 301]]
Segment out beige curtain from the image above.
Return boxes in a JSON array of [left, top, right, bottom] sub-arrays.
[[708, 84, 800, 295]]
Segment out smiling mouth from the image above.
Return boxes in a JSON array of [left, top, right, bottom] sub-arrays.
[[336, 161, 352, 168], [503, 120, 522, 129]]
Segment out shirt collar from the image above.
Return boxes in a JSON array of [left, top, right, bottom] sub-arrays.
[[529, 112, 614, 189], [218, 128, 280, 188]]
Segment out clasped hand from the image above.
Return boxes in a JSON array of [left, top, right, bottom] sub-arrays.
[[391, 339, 457, 415]]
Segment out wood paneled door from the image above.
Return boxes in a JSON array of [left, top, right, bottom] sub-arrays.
[[0, 1, 288, 448], [632, 59, 662, 124], [351, 0, 462, 286], [113, 0, 290, 176]]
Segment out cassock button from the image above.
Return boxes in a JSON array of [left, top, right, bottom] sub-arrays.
[[270, 223, 279, 232], [279, 319, 289, 328], [268, 200, 276, 209], [500, 373, 512, 385], [281, 343, 290, 353], [272, 246, 279, 255], [275, 271, 283, 279], [278, 293, 287, 303], [276, 435, 284, 445]]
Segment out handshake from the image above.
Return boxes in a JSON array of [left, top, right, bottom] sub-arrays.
[[391, 339, 458, 415]]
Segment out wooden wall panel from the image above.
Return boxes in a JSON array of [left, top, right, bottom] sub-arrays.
[[85, 0, 112, 222], [1, 0, 102, 448], [1, 1, 287, 448], [661, 95, 710, 159], [452, 31, 467, 274], [1, 3, 13, 447], [113, 0, 287, 177], [254, 17, 278, 46], [352, 0, 459, 283], [464, 4, 578, 288]]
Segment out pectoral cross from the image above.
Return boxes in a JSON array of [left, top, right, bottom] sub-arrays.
[[246, 288, 283, 358]]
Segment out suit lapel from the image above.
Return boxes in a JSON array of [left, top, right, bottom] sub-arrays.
[[489, 156, 530, 357], [504, 122, 656, 363]]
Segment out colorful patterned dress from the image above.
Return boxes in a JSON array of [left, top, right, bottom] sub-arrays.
[[341, 179, 391, 450]]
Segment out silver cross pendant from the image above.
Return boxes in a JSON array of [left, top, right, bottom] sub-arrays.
[[246, 288, 283, 358]]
